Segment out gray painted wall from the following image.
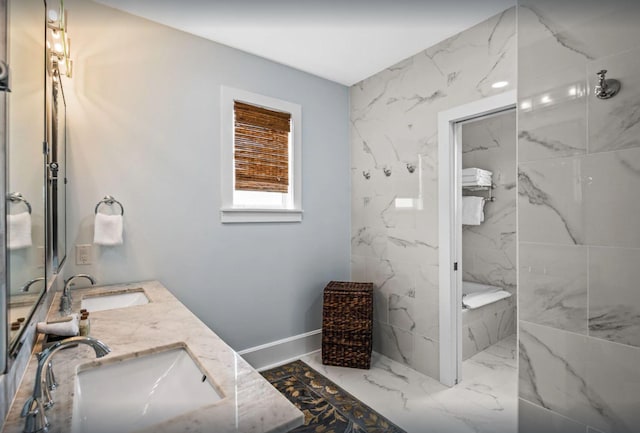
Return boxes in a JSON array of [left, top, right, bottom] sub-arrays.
[[60, 0, 351, 350]]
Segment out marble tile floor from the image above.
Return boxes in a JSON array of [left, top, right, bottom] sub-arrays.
[[300, 334, 517, 433]]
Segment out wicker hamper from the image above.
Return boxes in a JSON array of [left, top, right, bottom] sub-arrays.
[[322, 281, 373, 369]]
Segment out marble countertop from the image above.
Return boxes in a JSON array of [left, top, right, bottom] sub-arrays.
[[1, 280, 303, 433]]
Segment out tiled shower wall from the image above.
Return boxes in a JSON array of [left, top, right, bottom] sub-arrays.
[[460, 111, 517, 360], [517, 1, 640, 432], [350, 8, 515, 379]]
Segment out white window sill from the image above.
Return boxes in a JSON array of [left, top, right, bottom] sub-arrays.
[[220, 208, 303, 223]]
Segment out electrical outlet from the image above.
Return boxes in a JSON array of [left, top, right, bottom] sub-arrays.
[[76, 244, 92, 265], [37, 246, 45, 268]]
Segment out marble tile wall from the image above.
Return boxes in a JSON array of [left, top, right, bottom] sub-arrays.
[[462, 297, 516, 360], [517, 1, 640, 431], [351, 8, 516, 379]]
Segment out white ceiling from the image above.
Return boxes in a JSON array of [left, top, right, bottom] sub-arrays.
[[94, 0, 515, 86]]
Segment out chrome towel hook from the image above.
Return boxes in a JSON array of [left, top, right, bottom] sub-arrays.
[[595, 70, 620, 100], [95, 195, 124, 216]]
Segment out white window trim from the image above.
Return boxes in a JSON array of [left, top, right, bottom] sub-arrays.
[[220, 86, 303, 223]]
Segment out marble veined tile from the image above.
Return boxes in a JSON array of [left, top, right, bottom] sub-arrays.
[[462, 201, 516, 252], [588, 48, 640, 153], [519, 321, 640, 433], [373, 322, 413, 366], [463, 305, 515, 360], [389, 294, 416, 333], [517, 4, 592, 95], [519, 399, 587, 433], [519, 322, 595, 427], [518, 96, 587, 162], [588, 246, 640, 348], [462, 110, 516, 161], [412, 268, 439, 341], [302, 335, 517, 433], [351, 225, 387, 259], [518, 158, 584, 245], [518, 0, 640, 63], [585, 336, 640, 432], [525, 0, 640, 62], [583, 148, 640, 248], [519, 243, 588, 334], [410, 334, 439, 379], [462, 246, 517, 293]]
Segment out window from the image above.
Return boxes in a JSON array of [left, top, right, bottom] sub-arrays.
[[221, 87, 302, 223]]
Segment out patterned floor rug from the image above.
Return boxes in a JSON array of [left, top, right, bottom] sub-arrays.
[[261, 360, 406, 433]]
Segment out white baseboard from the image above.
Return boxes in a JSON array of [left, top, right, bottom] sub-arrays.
[[238, 329, 322, 372]]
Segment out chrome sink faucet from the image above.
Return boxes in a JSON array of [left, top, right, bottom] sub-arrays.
[[59, 274, 96, 315], [21, 336, 110, 433], [21, 277, 45, 293]]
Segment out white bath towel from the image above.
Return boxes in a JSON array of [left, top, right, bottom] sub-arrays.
[[36, 314, 79, 337], [94, 213, 123, 246], [462, 167, 492, 177], [463, 290, 512, 310], [462, 178, 492, 187], [8, 212, 32, 250], [462, 173, 492, 181], [462, 196, 485, 225]]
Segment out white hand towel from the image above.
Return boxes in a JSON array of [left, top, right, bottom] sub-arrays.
[[36, 314, 79, 336], [94, 213, 124, 246], [8, 212, 32, 250], [462, 196, 485, 225]]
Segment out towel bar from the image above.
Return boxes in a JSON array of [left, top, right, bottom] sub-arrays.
[[462, 183, 495, 202], [8, 192, 32, 214], [95, 195, 124, 216]]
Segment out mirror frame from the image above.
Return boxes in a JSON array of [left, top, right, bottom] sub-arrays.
[[4, 0, 55, 368], [1, 0, 8, 374]]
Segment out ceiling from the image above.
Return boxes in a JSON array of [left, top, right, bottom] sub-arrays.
[[94, 0, 515, 86]]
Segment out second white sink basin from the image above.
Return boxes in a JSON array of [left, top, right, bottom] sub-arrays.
[[72, 345, 223, 433], [80, 289, 149, 312]]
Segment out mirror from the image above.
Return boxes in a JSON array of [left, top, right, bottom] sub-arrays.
[[6, 0, 46, 350], [47, 59, 67, 273], [45, 0, 69, 274]]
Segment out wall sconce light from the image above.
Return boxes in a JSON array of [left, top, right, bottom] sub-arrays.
[[46, 1, 73, 78]]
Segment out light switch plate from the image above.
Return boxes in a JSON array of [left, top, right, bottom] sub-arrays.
[[76, 244, 92, 265]]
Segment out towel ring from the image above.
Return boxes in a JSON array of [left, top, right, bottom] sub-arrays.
[[8, 192, 32, 214], [95, 195, 124, 216]]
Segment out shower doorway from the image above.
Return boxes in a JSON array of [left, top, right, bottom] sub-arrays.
[[437, 91, 516, 386]]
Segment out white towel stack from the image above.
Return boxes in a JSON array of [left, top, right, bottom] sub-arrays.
[[462, 167, 492, 187], [94, 213, 124, 246], [462, 196, 485, 225], [7, 212, 33, 250]]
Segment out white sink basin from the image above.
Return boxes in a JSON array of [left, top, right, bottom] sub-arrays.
[[80, 289, 149, 312], [72, 346, 223, 433]]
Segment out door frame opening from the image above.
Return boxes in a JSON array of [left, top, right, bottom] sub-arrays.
[[437, 91, 516, 386]]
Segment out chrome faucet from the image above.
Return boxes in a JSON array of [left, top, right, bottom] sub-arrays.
[[20, 277, 46, 293], [59, 274, 96, 315], [21, 336, 110, 433]]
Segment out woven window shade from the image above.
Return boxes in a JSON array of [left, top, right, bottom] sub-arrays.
[[234, 101, 291, 193]]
